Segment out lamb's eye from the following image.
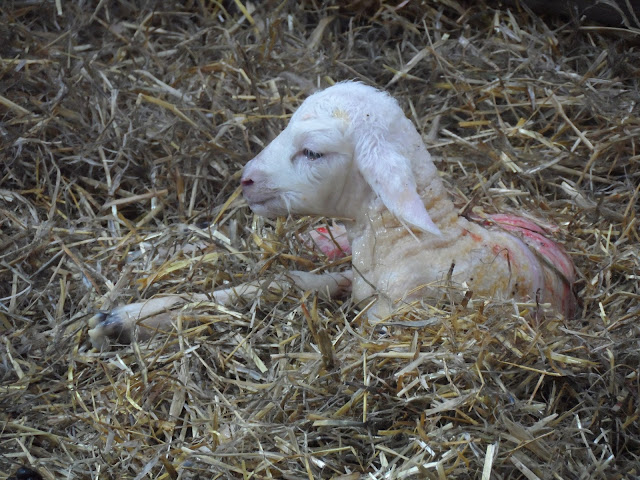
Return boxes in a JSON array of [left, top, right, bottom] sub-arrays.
[[303, 148, 324, 160]]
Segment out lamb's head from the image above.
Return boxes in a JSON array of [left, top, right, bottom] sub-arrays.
[[241, 81, 441, 235]]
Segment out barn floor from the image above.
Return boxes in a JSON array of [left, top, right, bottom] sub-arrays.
[[1, 1, 639, 478]]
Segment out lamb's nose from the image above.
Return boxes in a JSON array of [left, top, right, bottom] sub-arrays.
[[241, 178, 254, 187]]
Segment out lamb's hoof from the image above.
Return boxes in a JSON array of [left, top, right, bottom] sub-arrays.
[[88, 296, 187, 348], [88, 310, 133, 348]]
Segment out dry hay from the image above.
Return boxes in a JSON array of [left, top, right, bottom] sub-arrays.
[[1, 0, 639, 478]]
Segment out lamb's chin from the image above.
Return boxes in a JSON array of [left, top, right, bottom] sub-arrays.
[[248, 198, 287, 217]]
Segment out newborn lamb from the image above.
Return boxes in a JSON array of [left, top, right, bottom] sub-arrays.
[[89, 81, 576, 347]]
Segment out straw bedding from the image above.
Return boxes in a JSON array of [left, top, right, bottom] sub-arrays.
[[1, 1, 639, 478]]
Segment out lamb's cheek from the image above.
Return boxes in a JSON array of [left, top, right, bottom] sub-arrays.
[[317, 166, 351, 206]]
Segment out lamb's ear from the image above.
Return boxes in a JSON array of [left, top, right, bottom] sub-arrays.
[[355, 138, 441, 235]]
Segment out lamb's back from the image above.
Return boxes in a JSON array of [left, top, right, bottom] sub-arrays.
[[349, 208, 572, 316]]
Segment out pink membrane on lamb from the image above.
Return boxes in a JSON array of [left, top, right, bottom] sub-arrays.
[[306, 224, 351, 259], [480, 213, 577, 316]]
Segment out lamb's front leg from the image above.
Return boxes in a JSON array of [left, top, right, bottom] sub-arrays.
[[87, 270, 352, 348]]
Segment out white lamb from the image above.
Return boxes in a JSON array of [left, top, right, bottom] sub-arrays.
[[89, 81, 576, 347]]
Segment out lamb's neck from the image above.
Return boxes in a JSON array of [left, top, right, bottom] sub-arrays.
[[348, 167, 460, 240], [344, 167, 465, 314], [414, 166, 460, 232]]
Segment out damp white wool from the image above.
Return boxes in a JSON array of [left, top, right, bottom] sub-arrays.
[[89, 81, 576, 348]]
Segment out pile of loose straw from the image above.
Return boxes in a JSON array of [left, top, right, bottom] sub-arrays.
[[1, 1, 639, 478]]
